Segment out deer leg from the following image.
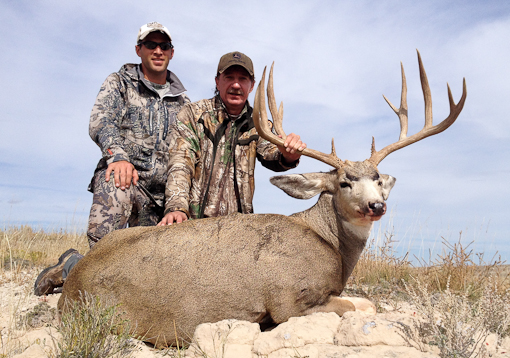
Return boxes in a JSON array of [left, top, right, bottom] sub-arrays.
[[304, 296, 356, 317], [341, 296, 377, 315]]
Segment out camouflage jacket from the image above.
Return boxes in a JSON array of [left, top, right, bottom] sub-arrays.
[[164, 96, 298, 219], [89, 63, 190, 204]]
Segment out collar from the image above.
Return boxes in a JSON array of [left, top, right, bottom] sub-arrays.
[[216, 95, 252, 122], [121, 63, 187, 97]]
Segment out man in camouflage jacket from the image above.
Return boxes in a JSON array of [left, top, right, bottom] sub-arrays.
[[86, 22, 190, 247], [34, 22, 191, 296], [158, 52, 306, 225]]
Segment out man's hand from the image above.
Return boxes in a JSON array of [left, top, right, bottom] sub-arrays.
[[105, 160, 139, 190], [277, 133, 307, 163], [157, 211, 188, 226]]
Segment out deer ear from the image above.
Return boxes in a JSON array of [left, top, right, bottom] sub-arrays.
[[270, 172, 337, 199], [380, 174, 396, 200]]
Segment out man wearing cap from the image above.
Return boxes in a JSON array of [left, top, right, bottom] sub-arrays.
[[158, 51, 306, 225], [34, 22, 190, 296]]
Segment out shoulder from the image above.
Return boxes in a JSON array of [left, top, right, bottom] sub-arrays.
[[99, 64, 138, 88], [181, 98, 215, 116], [177, 98, 217, 128]]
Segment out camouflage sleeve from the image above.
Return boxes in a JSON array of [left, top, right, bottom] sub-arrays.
[[164, 105, 199, 216], [256, 120, 299, 172], [89, 73, 129, 164]]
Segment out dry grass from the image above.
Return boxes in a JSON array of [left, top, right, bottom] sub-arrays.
[[0, 226, 89, 358], [56, 292, 136, 358], [402, 275, 510, 358], [349, 229, 510, 298], [1, 225, 510, 358], [0, 226, 89, 272], [348, 229, 510, 358]]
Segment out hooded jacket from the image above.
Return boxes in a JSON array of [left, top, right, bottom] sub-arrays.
[[89, 63, 190, 204]]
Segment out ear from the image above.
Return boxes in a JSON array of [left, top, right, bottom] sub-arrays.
[[135, 44, 141, 58], [380, 174, 396, 200], [270, 172, 337, 199]]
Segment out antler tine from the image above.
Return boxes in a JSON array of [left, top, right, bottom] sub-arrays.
[[253, 64, 344, 169], [369, 50, 467, 166], [418, 50, 433, 129], [267, 62, 287, 140], [253, 66, 286, 149], [382, 62, 408, 141]]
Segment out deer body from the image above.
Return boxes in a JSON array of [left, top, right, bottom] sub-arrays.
[[59, 163, 395, 347]]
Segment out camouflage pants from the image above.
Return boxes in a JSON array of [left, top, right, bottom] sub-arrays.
[[86, 169, 163, 248]]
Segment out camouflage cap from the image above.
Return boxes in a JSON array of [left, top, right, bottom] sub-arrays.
[[217, 51, 254, 77], [137, 22, 172, 43]]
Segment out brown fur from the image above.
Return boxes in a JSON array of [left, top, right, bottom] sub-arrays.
[[59, 162, 395, 347]]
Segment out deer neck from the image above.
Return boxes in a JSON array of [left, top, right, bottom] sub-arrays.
[[292, 192, 372, 287]]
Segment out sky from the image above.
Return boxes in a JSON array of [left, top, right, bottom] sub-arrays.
[[1, 0, 509, 263]]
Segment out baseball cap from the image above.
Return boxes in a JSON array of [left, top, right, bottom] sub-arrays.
[[217, 51, 254, 77], [137, 22, 172, 44]]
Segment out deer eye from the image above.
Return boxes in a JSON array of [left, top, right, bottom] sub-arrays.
[[340, 182, 352, 189]]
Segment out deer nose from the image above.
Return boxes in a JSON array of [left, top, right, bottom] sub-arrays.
[[369, 202, 386, 216]]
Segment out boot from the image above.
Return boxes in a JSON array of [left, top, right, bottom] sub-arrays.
[[34, 248, 79, 296]]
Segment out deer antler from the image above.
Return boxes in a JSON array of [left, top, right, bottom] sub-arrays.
[[368, 50, 467, 166], [253, 63, 344, 169]]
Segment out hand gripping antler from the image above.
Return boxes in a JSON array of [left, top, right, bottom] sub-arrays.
[[368, 50, 467, 166], [253, 63, 344, 169]]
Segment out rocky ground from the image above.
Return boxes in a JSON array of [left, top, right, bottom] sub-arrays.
[[2, 268, 510, 358]]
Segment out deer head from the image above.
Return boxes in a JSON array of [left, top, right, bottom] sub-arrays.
[[253, 51, 467, 226]]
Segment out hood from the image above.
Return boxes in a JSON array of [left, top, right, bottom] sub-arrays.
[[119, 63, 187, 97]]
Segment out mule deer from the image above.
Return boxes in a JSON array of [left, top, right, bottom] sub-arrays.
[[58, 51, 466, 347]]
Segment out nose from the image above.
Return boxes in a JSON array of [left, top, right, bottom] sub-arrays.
[[369, 202, 386, 216], [153, 46, 163, 54]]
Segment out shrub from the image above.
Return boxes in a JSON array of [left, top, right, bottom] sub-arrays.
[[56, 292, 136, 358]]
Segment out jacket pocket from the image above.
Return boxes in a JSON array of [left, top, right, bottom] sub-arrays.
[[122, 137, 153, 172], [120, 106, 148, 140]]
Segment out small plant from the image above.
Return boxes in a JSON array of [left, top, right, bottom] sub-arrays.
[[402, 275, 510, 358], [56, 292, 136, 358], [159, 321, 190, 357], [415, 233, 508, 297], [17, 302, 56, 329]]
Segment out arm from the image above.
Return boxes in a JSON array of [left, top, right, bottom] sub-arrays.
[[159, 105, 199, 225], [89, 74, 138, 190]]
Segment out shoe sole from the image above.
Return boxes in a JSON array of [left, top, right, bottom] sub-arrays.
[[34, 248, 79, 296]]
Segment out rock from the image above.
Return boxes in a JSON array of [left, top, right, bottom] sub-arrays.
[[185, 313, 441, 358], [186, 319, 260, 358], [336, 310, 410, 346], [254, 312, 341, 356]]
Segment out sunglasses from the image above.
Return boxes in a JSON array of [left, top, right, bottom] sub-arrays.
[[141, 41, 173, 51]]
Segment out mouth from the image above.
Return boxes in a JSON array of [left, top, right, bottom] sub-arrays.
[[357, 211, 384, 222], [152, 58, 165, 66], [369, 215, 383, 222], [228, 91, 244, 96]]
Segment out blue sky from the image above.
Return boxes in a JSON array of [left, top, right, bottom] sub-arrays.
[[1, 0, 509, 262]]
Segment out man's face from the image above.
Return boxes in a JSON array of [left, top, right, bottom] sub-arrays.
[[215, 66, 255, 115], [135, 32, 174, 79]]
